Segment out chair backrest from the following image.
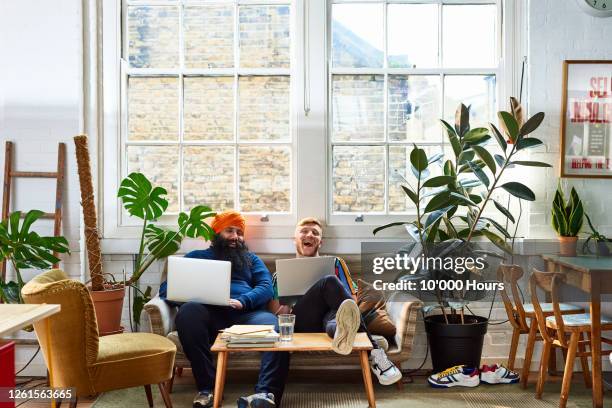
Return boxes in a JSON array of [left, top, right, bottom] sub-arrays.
[[21, 269, 99, 395], [529, 268, 568, 346], [497, 264, 529, 331]]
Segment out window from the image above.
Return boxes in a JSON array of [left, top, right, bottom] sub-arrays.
[[102, 0, 518, 240], [329, 0, 501, 221], [120, 0, 294, 220]]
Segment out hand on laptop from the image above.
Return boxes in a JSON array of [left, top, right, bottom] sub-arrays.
[[229, 299, 244, 310]]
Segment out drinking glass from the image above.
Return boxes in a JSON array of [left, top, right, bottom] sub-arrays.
[[278, 314, 295, 342]]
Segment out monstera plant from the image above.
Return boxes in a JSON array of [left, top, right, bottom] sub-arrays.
[[0, 210, 70, 304], [117, 172, 216, 326]]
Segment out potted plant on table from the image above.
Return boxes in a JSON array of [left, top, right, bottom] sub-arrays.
[[551, 183, 584, 257], [374, 98, 550, 372], [582, 213, 610, 256], [0, 210, 70, 306]]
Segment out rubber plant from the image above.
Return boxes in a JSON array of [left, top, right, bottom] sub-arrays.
[[0, 210, 70, 304], [117, 172, 216, 327], [374, 98, 551, 322]]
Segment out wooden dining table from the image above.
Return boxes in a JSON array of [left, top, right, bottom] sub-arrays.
[[542, 254, 612, 408]]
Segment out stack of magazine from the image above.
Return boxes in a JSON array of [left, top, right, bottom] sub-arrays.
[[220, 325, 280, 348]]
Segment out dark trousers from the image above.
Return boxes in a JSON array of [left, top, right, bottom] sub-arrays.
[[291, 275, 377, 348], [175, 302, 290, 403]]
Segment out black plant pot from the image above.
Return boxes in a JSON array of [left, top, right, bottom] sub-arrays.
[[424, 314, 488, 373]]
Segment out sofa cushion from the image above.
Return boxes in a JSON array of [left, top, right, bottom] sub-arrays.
[[357, 279, 397, 339]]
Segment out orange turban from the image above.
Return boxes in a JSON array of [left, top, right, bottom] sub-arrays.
[[211, 211, 246, 234]]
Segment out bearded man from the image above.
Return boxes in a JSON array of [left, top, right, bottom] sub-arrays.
[[159, 211, 288, 408]]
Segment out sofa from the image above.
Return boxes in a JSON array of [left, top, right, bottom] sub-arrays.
[[143, 254, 422, 388]]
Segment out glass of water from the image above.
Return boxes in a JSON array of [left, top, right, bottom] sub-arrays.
[[278, 314, 296, 342]]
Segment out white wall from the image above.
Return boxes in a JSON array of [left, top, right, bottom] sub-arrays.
[[1, 0, 611, 376], [0, 0, 84, 375], [527, 0, 612, 238]]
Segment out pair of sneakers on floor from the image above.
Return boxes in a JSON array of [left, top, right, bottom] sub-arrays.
[[194, 299, 402, 408], [427, 364, 520, 388]]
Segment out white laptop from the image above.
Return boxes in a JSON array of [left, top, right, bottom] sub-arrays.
[[275, 256, 336, 297], [166, 256, 231, 306]]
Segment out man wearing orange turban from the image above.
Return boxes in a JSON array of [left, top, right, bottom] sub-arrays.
[[160, 211, 288, 408]]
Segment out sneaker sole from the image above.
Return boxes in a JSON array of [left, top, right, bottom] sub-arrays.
[[481, 377, 519, 385], [427, 378, 480, 388], [372, 366, 403, 386], [332, 299, 360, 355], [236, 397, 275, 408]]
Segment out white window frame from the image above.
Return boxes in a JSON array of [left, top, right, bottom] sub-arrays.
[[101, 0, 526, 246]]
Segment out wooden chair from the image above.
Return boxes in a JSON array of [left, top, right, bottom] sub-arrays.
[[497, 264, 583, 388], [530, 268, 612, 408]]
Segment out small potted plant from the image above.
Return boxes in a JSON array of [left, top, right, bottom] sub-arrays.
[[0, 210, 70, 305], [551, 183, 584, 257], [583, 213, 610, 256]]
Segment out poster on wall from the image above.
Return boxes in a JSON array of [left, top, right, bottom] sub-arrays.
[[561, 60, 612, 178]]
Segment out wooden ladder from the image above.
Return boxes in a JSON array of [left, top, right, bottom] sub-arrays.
[[1, 141, 66, 281]]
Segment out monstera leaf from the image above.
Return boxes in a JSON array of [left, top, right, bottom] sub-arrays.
[[118, 173, 168, 220], [178, 205, 216, 240], [0, 210, 69, 271], [0, 280, 21, 303], [144, 224, 182, 258]]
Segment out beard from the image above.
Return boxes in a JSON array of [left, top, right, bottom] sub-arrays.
[[210, 234, 252, 274]]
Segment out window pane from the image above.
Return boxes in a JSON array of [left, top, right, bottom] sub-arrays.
[[239, 146, 290, 212], [332, 75, 384, 142], [444, 75, 497, 129], [127, 6, 179, 68], [239, 5, 290, 68], [127, 145, 179, 212], [184, 76, 234, 141], [332, 3, 383, 68], [388, 4, 438, 68], [128, 77, 179, 141], [442, 5, 496, 68], [388, 75, 441, 143], [238, 76, 290, 141], [332, 146, 385, 213], [388, 145, 443, 213], [184, 5, 234, 68], [183, 146, 235, 211]]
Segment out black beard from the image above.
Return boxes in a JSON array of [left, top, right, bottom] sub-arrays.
[[210, 234, 252, 274]]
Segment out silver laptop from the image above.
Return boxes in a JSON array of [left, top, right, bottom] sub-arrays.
[[275, 256, 336, 297], [166, 256, 231, 305]]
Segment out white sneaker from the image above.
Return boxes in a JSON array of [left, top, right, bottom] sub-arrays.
[[427, 365, 480, 388], [480, 364, 519, 384], [332, 299, 360, 355], [369, 348, 403, 385]]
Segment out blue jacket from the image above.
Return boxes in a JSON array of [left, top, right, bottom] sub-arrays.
[[159, 248, 274, 311]]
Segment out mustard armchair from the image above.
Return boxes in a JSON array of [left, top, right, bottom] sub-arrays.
[[21, 269, 177, 408]]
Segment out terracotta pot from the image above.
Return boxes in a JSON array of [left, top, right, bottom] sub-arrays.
[[90, 286, 125, 336], [558, 236, 578, 257]]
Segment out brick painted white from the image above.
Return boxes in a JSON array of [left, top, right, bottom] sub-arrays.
[[1, 0, 611, 376]]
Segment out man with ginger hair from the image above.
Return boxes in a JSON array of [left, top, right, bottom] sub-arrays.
[[268, 217, 403, 386], [159, 211, 288, 408]]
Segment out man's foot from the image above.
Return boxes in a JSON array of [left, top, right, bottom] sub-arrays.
[[480, 364, 519, 384], [332, 299, 361, 355], [193, 390, 214, 408], [369, 348, 403, 385], [237, 392, 276, 408], [427, 365, 480, 388]]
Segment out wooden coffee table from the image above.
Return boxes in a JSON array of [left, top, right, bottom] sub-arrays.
[[211, 332, 375, 408]]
